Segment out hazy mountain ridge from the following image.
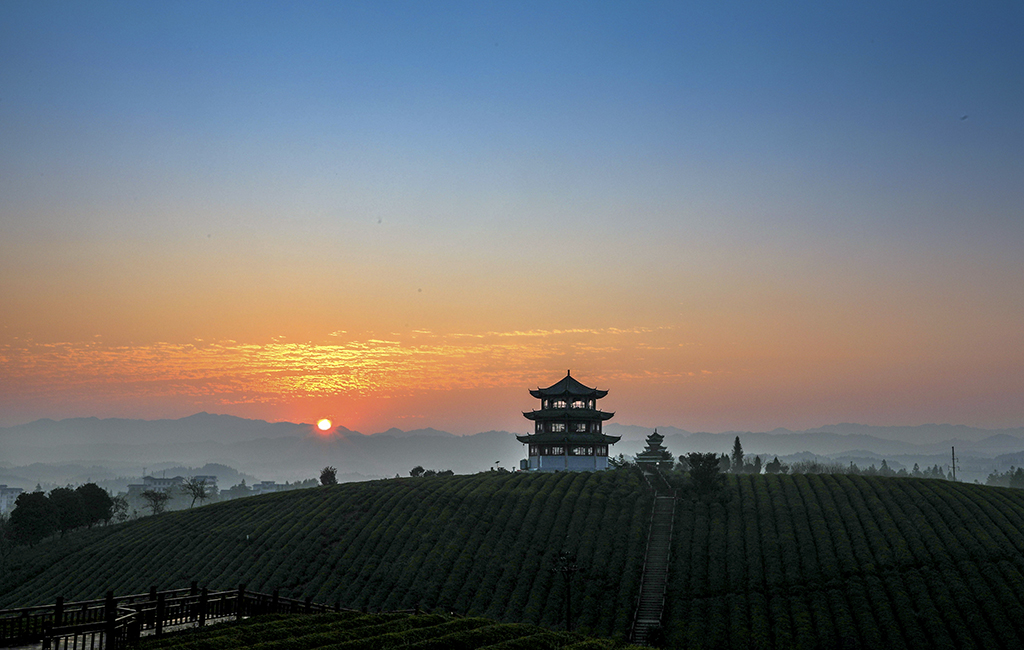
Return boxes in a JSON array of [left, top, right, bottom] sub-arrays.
[[3, 414, 1023, 488]]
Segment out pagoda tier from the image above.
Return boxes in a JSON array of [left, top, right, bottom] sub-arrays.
[[517, 371, 620, 471]]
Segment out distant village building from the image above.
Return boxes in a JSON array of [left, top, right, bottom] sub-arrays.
[[517, 371, 620, 471], [0, 485, 24, 514], [250, 480, 287, 496], [126, 475, 218, 500]]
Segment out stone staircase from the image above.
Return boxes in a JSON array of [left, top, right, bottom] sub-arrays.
[[632, 472, 676, 646]]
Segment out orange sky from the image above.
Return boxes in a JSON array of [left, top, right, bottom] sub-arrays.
[[2, 3, 1022, 435]]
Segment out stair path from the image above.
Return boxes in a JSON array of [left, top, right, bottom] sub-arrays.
[[632, 471, 676, 646]]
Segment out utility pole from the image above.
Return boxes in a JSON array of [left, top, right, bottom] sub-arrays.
[[951, 446, 958, 481]]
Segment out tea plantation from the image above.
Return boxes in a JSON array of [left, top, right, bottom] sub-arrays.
[[138, 611, 645, 650], [4, 469, 1024, 649]]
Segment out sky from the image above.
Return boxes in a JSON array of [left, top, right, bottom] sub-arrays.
[[1, 1, 1022, 436]]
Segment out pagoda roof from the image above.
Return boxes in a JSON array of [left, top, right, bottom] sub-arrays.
[[523, 408, 615, 421], [516, 431, 622, 445], [529, 371, 608, 399]]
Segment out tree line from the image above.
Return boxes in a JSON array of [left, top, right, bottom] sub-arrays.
[[1, 483, 123, 548]]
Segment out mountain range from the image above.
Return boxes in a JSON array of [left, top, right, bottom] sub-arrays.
[[2, 414, 1023, 489]]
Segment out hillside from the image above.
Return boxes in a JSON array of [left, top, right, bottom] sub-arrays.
[[0, 471, 650, 638], [4, 471, 1024, 648], [665, 473, 1024, 649], [138, 611, 645, 650]]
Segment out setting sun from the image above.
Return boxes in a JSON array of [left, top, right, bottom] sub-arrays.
[[317, 418, 332, 431]]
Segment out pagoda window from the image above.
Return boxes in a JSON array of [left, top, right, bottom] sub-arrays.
[[550, 446, 564, 455], [575, 423, 587, 432], [536, 422, 542, 433], [597, 445, 607, 455], [529, 445, 538, 456], [551, 423, 566, 432], [553, 399, 567, 409], [571, 400, 586, 409], [570, 446, 594, 456]]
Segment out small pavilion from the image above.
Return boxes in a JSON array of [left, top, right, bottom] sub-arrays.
[[517, 371, 620, 471]]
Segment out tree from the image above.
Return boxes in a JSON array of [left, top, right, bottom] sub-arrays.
[[765, 456, 788, 474], [423, 469, 437, 477], [76, 483, 114, 527], [49, 487, 86, 537], [608, 454, 632, 469], [180, 477, 212, 508], [9, 491, 58, 546], [719, 454, 731, 473], [223, 480, 251, 500], [731, 436, 744, 472], [685, 452, 724, 494], [320, 466, 338, 485], [110, 494, 129, 524], [141, 489, 170, 516], [410, 466, 425, 478]]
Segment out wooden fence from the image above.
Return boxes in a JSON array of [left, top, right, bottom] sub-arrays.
[[0, 584, 346, 650]]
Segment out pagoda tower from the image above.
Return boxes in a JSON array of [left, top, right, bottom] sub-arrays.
[[517, 371, 620, 471], [635, 429, 674, 469]]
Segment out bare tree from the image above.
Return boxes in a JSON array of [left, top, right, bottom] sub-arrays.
[[141, 489, 170, 515], [180, 477, 212, 508]]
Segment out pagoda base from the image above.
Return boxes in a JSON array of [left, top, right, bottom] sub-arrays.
[[523, 455, 611, 472]]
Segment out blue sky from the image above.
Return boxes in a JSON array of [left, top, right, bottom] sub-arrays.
[[1, 2, 1022, 433]]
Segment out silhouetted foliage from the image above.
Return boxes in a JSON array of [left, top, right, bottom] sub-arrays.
[[410, 465, 425, 477], [730, 436, 744, 471], [764, 456, 788, 474], [181, 476, 214, 507], [9, 491, 58, 546], [48, 486, 86, 537], [718, 453, 731, 473], [684, 452, 724, 494], [75, 483, 114, 527], [987, 466, 1024, 488], [608, 454, 633, 469], [110, 494, 129, 523], [141, 489, 170, 515], [320, 466, 338, 486]]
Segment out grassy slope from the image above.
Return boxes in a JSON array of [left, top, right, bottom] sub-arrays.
[[666, 473, 1024, 649], [5, 471, 1024, 649], [137, 611, 647, 650], [0, 471, 650, 638]]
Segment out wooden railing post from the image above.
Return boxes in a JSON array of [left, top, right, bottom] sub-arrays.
[[155, 594, 165, 636], [190, 581, 198, 596], [198, 588, 208, 628], [304, 596, 312, 614], [272, 589, 280, 614], [104, 591, 117, 650], [54, 596, 64, 628], [236, 585, 246, 621]]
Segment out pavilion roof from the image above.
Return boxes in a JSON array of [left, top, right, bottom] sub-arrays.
[[529, 371, 608, 399], [516, 431, 622, 445], [523, 408, 615, 421]]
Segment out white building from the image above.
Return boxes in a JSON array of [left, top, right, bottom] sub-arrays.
[[0, 485, 24, 514]]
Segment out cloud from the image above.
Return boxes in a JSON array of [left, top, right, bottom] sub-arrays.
[[0, 325, 700, 407]]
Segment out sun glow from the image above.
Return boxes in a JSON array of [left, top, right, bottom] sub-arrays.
[[317, 418, 332, 431]]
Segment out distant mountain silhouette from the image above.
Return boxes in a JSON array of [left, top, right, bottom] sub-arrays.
[[2, 414, 1022, 488]]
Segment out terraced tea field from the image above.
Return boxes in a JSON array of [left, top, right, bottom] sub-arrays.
[[5, 470, 1024, 648]]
